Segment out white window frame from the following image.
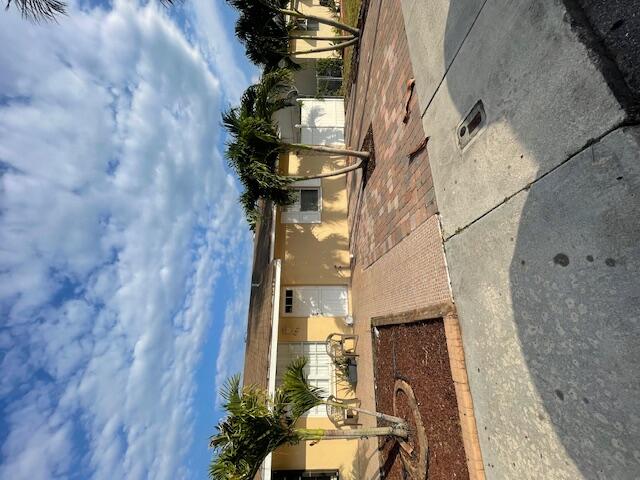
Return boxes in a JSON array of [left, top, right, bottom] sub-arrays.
[[295, 18, 320, 31], [283, 288, 294, 314], [281, 285, 348, 317], [276, 342, 334, 416], [298, 98, 345, 146], [281, 179, 322, 224]]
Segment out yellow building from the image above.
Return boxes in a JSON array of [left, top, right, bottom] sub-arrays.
[[289, 0, 344, 58], [241, 3, 360, 480]]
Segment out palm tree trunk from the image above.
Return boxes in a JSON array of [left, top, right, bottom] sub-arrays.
[[289, 38, 359, 55], [288, 35, 355, 41], [324, 399, 405, 424], [281, 142, 370, 159], [296, 425, 408, 441], [277, 8, 360, 36], [290, 158, 363, 180]]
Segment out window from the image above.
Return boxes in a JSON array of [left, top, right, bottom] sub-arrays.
[[286, 188, 320, 213], [316, 58, 343, 97], [281, 179, 322, 224], [276, 342, 333, 416], [299, 189, 319, 211], [285, 188, 320, 218], [273, 471, 338, 480], [319, 0, 337, 8], [284, 289, 294, 314], [281, 286, 348, 317], [295, 18, 320, 31]]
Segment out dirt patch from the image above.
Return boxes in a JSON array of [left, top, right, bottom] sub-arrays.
[[374, 319, 469, 479]]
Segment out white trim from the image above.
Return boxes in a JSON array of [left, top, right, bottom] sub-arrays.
[[263, 259, 282, 480], [268, 260, 282, 395], [290, 178, 321, 188], [281, 185, 322, 224], [269, 204, 277, 263]]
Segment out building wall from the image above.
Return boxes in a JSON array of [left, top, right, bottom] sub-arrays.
[[273, 315, 358, 478], [268, 3, 360, 475], [272, 417, 357, 477], [272, 147, 358, 477], [291, 1, 342, 60], [276, 152, 351, 286]]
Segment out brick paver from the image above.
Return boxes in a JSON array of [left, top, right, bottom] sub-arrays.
[[344, 1, 485, 478], [346, 0, 436, 269]]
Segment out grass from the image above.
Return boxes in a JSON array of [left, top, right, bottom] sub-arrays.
[[340, 0, 361, 95]]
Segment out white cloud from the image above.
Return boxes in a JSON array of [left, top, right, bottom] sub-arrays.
[[0, 2, 251, 479], [185, 0, 257, 103], [214, 267, 251, 403]]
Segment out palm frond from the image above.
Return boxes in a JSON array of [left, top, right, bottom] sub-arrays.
[[209, 381, 298, 480], [7, 0, 180, 23], [281, 357, 326, 421], [210, 358, 335, 478], [255, 68, 294, 118], [7, 0, 66, 22], [224, 0, 295, 70], [221, 69, 297, 228]]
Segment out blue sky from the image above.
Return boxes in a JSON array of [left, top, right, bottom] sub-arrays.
[[0, 1, 258, 478]]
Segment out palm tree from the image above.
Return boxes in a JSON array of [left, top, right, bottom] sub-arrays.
[[226, 0, 359, 69], [230, 0, 294, 71], [209, 358, 408, 480], [222, 68, 369, 227]]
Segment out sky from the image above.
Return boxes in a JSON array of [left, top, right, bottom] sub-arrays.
[[0, 0, 258, 478]]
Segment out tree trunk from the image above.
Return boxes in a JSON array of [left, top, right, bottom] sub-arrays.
[[278, 8, 360, 35], [324, 399, 405, 424], [296, 425, 408, 441], [290, 158, 363, 180], [290, 38, 358, 55], [288, 35, 355, 41], [281, 142, 370, 159]]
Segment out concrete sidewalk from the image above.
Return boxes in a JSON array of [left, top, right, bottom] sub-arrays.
[[401, 0, 640, 478]]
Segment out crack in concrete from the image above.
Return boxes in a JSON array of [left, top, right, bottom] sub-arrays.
[[419, 0, 491, 120], [443, 120, 640, 242]]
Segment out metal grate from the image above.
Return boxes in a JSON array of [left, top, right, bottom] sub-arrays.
[[457, 100, 486, 149]]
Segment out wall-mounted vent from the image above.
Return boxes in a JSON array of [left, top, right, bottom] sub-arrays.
[[457, 100, 486, 150]]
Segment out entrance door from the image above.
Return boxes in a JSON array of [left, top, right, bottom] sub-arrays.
[[276, 342, 332, 416], [299, 98, 344, 146]]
